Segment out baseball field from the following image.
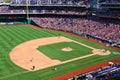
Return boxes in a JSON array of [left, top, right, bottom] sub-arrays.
[[0, 25, 120, 80]]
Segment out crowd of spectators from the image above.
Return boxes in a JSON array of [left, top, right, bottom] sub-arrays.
[[0, 5, 119, 46], [107, 0, 120, 3], [69, 69, 120, 80], [96, 70, 120, 80], [98, 11, 120, 18], [0, 6, 23, 14], [10, 0, 87, 6], [68, 63, 120, 80], [0, 6, 87, 15], [0, 6, 11, 13], [10, 0, 120, 6], [99, 0, 120, 3], [31, 17, 120, 44], [1, 6, 120, 18], [41, 10, 87, 15]]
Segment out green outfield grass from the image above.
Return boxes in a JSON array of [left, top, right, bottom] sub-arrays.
[[38, 42, 92, 61], [0, 25, 120, 80]]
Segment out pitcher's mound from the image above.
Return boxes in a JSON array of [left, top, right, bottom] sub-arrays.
[[93, 49, 111, 56], [62, 47, 73, 52]]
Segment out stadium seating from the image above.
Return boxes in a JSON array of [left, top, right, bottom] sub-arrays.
[[99, 0, 120, 3], [0, 0, 120, 79], [10, 0, 87, 6], [68, 64, 120, 80], [0, 6, 86, 15], [98, 11, 120, 18], [31, 17, 120, 45], [0, 0, 120, 80], [0, 5, 119, 47]]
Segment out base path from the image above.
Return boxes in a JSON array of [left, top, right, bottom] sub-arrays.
[[9, 36, 110, 71]]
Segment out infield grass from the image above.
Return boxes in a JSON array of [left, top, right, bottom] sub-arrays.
[[0, 25, 120, 80], [38, 42, 92, 61]]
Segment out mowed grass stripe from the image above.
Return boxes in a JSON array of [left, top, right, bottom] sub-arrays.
[[0, 26, 59, 76], [0, 25, 119, 80], [15, 26, 56, 38], [8, 26, 36, 41], [0, 27, 26, 77], [0, 27, 23, 43], [15, 27, 45, 38]]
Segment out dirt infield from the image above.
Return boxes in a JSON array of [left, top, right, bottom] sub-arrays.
[[93, 49, 111, 56], [9, 37, 72, 71], [9, 36, 111, 71]]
